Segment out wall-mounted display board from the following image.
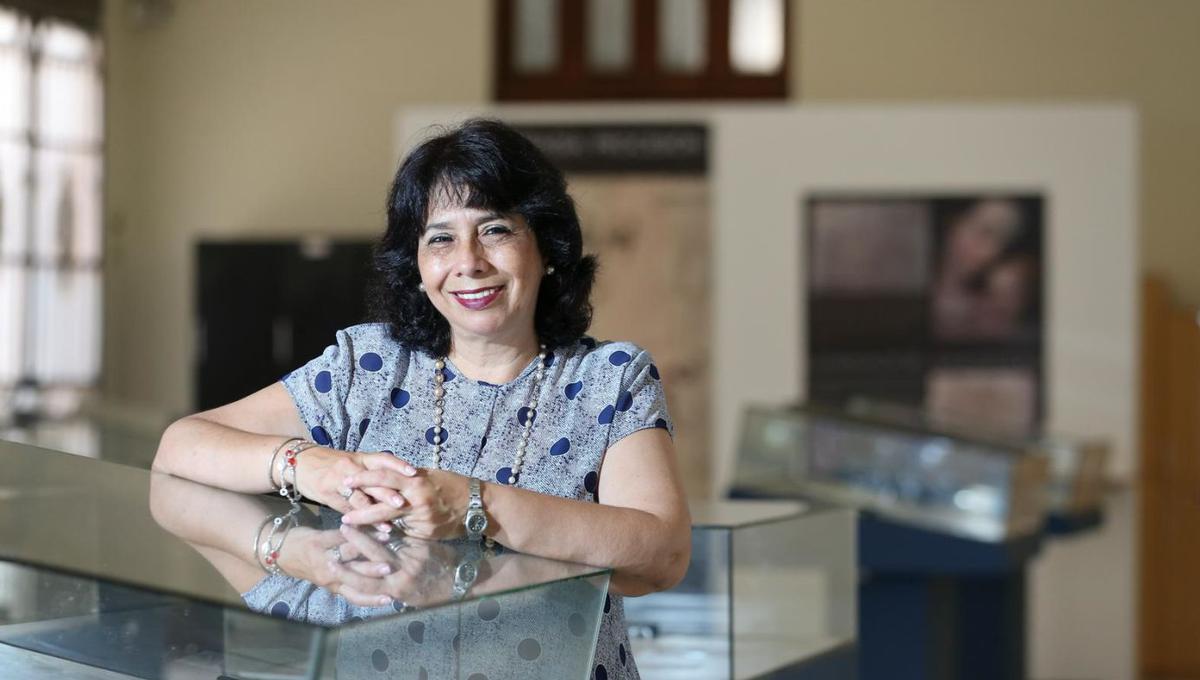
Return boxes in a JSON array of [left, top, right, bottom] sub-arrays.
[[806, 194, 1044, 434]]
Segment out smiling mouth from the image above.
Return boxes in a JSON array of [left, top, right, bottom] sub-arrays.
[[450, 286, 504, 309]]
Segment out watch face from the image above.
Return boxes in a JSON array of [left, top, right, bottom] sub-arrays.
[[456, 562, 478, 584], [467, 513, 487, 534]]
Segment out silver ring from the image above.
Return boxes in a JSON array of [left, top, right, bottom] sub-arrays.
[[391, 516, 410, 532], [386, 539, 405, 553], [328, 546, 343, 562], [338, 487, 353, 499]]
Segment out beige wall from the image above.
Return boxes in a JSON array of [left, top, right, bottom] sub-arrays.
[[102, 0, 491, 411], [103, 0, 1199, 412], [795, 0, 1200, 307]]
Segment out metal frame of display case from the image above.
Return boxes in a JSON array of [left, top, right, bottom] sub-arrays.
[[0, 440, 611, 679], [624, 500, 857, 680]]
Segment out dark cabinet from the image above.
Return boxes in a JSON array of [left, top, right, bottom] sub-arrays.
[[195, 240, 374, 410]]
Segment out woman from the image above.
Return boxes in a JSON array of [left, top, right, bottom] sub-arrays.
[[154, 118, 691, 679]]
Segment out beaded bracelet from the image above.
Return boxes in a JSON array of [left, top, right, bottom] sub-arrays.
[[256, 505, 300, 575], [267, 437, 303, 489], [277, 440, 320, 503]]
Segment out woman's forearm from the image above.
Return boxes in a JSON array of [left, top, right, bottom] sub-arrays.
[[153, 415, 293, 493], [482, 482, 690, 596], [148, 470, 277, 560]]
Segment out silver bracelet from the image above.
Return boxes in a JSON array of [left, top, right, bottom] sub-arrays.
[[278, 440, 320, 503], [267, 437, 303, 489], [251, 515, 274, 566], [258, 506, 300, 575]]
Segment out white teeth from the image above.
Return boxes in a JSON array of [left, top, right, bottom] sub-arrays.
[[455, 287, 499, 300]]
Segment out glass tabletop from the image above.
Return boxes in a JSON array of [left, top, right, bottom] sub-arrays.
[[0, 439, 612, 678], [0, 439, 608, 618]]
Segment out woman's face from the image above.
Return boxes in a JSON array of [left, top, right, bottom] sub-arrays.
[[417, 198, 545, 349], [946, 199, 1021, 273]]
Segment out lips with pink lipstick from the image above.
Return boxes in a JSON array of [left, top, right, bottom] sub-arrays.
[[450, 285, 504, 310]]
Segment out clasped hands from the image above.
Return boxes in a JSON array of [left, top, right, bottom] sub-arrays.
[[293, 447, 473, 541], [279, 524, 464, 608]]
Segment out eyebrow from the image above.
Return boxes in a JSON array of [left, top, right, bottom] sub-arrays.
[[423, 212, 507, 232]]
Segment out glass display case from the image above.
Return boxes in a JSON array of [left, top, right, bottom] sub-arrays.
[[731, 404, 1049, 542], [0, 440, 610, 679], [1031, 434, 1108, 518], [624, 500, 856, 679], [840, 398, 1109, 519]]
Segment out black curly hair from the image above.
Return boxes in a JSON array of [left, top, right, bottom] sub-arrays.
[[368, 118, 598, 357]]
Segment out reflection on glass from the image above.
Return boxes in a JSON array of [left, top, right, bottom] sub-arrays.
[[730, 0, 784, 74], [514, 0, 560, 73], [587, 0, 632, 72], [0, 441, 611, 678], [659, 0, 706, 73]]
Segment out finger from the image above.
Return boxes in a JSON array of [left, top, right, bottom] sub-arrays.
[[313, 530, 350, 549], [340, 502, 407, 526], [362, 453, 419, 477], [340, 524, 400, 563], [362, 486, 407, 509], [325, 488, 365, 515], [332, 539, 385, 564], [348, 490, 374, 510], [326, 559, 387, 596], [344, 560, 394, 577], [344, 470, 420, 491]]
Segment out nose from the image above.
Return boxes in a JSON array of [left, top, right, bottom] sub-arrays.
[[451, 235, 490, 277]]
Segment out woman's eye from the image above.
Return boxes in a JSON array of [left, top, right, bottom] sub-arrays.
[[483, 224, 512, 236], [426, 234, 452, 245]]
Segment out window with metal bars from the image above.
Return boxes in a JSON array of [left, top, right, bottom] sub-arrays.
[[0, 6, 102, 421]]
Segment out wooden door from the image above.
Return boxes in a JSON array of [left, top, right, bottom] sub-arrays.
[[1139, 277, 1200, 678]]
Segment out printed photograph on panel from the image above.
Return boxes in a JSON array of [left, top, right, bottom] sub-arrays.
[[931, 197, 1042, 343]]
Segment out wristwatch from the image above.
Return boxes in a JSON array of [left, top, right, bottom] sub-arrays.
[[453, 556, 479, 600], [463, 478, 488, 541], [452, 536, 499, 600]]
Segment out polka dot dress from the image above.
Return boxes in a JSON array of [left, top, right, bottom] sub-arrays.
[[243, 323, 674, 679]]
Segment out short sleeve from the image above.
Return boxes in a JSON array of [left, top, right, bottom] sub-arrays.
[[605, 348, 674, 448], [282, 330, 357, 450]]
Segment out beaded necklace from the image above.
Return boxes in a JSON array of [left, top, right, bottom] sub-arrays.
[[430, 345, 547, 485]]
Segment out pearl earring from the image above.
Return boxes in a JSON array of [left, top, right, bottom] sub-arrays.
[[418, 282, 426, 292], [545, 266, 555, 275]]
